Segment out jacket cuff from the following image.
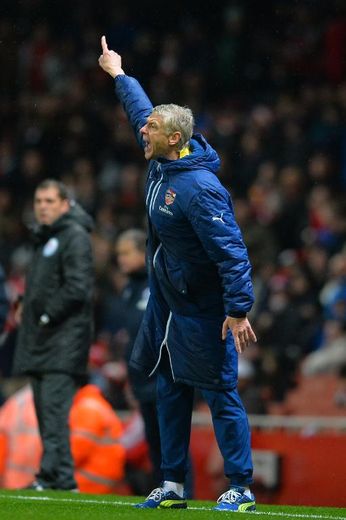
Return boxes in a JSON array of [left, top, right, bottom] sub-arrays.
[[114, 74, 126, 84], [228, 312, 247, 318]]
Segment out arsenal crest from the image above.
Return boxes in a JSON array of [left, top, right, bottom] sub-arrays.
[[165, 188, 176, 206]]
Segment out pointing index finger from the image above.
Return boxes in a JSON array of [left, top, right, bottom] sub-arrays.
[[101, 35, 109, 53]]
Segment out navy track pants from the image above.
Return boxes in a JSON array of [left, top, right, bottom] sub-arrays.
[[156, 348, 253, 487]]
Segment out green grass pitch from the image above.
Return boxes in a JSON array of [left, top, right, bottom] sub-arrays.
[[0, 490, 345, 520]]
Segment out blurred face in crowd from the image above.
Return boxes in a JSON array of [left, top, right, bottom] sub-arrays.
[[34, 186, 70, 226], [116, 239, 145, 275], [140, 113, 180, 160]]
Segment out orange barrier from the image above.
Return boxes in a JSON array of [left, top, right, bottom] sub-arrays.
[[190, 426, 346, 507]]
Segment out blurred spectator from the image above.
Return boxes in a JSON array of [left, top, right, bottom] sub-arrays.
[[301, 320, 346, 376], [0, 384, 40, 489], [237, 358, 267, 415], [70, 383, 126, 493], [319, 252, 346, 320], [0, 383, 127, 493], [0, 247, 31, 395], [334, 363, 346, 408], [274, 166, 308, 250], [234, 198, 278, 273], [111, 229, 194, 496]]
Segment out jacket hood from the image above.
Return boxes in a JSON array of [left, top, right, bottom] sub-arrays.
[[159, 133, 220, 175], [58, 200, 94, 232]]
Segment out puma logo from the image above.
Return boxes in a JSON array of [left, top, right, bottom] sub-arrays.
[[212, 213, 225, 224]]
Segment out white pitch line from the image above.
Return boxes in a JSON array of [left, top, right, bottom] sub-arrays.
[[0, 494, 345, 520]]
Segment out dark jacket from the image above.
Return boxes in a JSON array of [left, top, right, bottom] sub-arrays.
[[13, 202, 94, 376], [0, 263, 8, 333], [121, 270, 150, 365], [120, 270, 155, 403], [115, 75, 254, 389]]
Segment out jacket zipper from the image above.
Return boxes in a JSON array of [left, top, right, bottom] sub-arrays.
[[147, 164, 174, 379], [149, 311, 174, 380], [147, 164, 163, 217]]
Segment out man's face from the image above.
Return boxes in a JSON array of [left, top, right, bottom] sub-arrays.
[[116, 239, 145, 275], [140, 113, 171, 160], [34, 187, 70, 226]]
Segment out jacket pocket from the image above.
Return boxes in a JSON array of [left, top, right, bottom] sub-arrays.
[[164, 255, 187, 295], [154, 247, 188, 296]]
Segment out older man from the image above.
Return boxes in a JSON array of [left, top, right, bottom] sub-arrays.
[[99, 37, 257, 512]]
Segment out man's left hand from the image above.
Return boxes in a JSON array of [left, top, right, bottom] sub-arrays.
[[222, 316, 257, 353]]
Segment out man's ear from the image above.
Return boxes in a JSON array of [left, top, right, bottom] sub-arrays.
[[168, 131, 181, 146], [63, 199, 70, 214]]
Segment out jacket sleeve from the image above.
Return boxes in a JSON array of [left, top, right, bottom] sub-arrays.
[[188, 188, 254, 316], [44, 229, 93, 324], [114, 75, 153, 147]]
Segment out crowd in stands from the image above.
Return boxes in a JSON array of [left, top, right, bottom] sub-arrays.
[[0, 0, 345, 416]]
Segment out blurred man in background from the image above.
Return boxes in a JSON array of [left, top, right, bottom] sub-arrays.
[[115, 230, 158, 486], [114, 228, 194, 497], [12, 179, 94, 491]]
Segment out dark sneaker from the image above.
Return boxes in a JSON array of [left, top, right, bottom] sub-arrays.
[[135, 487, 187, 509], [213, 486, 256, 512]]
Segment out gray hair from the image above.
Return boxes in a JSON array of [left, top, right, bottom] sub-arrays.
[[116, 228, 147, 253], [152, 104, 194, 150]]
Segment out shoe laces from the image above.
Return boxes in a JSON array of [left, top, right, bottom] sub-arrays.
[[146, 487, 165, 502], [217, 488, 243, 504]]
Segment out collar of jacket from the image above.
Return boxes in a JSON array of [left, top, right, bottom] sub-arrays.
[[155, 133, 220, 176]]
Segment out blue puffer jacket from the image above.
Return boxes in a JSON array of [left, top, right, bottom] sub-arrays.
[[115, 75, 254, 389]]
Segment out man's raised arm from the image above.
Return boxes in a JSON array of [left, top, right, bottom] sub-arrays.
[[98, 35, 153, 145]]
